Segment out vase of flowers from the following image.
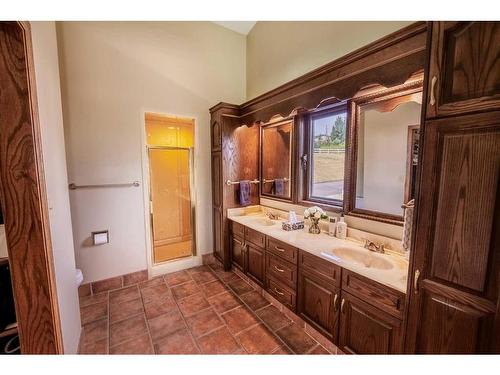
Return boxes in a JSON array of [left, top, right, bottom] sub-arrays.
[[303, 206, 328, 234]]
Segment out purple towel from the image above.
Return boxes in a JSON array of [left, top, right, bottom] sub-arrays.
[[239, 180, 251, 206], [274, 178, 284, 196]]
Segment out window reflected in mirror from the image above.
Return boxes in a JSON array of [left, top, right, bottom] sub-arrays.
[[308, 108, 347, 204], [354, 91, 422, 218], [261, 119, 293, 199]]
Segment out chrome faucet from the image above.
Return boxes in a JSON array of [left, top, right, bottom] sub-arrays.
[[363, 239, 385, 254], [265, 210, 280, 220]]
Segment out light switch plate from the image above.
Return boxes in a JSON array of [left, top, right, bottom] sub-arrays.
[[92, 230, 109, 245]]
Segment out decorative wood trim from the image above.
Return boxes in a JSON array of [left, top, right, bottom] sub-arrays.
[[0, 21, 63, 353]]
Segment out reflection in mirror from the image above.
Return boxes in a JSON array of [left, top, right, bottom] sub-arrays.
[[261, 120, 293, 199], [355, 92, 422, 218]]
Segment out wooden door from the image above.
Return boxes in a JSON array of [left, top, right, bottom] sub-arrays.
[[426, 22, 500, 118], [405, 111, 500, 353], [230, 235, 245, 271], [212, 208, 223, 262], [298, 267, 340, 343], [339, 292, 403, 354], [246, 243, 265, 286]]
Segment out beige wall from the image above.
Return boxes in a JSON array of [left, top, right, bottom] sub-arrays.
[[31, 22, 81, 354], [246, 21, 412, 99], [57, 22, 246, 282]]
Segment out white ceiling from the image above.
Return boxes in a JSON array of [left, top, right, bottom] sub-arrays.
[[213, 21, 257, 35]]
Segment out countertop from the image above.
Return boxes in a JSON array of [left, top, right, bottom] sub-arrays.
[[228, 210, 409, 294]]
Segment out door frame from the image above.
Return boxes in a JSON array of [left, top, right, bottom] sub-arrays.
[[0, 21, 63, 353], [140, 112, 201, 277]]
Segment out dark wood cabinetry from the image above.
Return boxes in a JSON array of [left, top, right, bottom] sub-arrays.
[[230, 235, 245, 271], [339, 292, 404, 354], [425, 22, 500, 118], [406, 21, 500, 354], [246, 243, 265, 286]]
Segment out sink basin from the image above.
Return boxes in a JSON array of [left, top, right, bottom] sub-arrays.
[[322, 246, 393, 270], [249, 217, 277, 226]]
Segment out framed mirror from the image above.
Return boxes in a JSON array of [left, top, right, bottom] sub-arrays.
[[260, 118, 294, 200], [347, 83, 423, 224]]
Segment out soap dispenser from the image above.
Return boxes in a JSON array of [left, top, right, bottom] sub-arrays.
[[336, 215, 347, 239], [328, 217, 338, 236]]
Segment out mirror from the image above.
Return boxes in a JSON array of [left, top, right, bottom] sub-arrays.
[[261, 119, 293, 199], [352, 89, 422, 221]]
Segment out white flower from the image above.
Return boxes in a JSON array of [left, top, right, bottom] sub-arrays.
[[303, 209, 310, 218], [314, 211, 321, 219]]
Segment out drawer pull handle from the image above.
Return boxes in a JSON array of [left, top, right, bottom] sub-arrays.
[[233, 238, 242, 245], [429, 76, 437, 106], [274, 288, 284, 296], [334, 293, 338, 311], [274, 246, 285, 252], [414, 269, 420, 294], [341, 298, 345, 314], [274, 265, 285, 273]]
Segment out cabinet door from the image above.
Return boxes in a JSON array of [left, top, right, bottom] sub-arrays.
[[230, 235, 245, 272], [298, 267, 340, 343], [405, 112, 500, 353], [246, 243, 265, 286], [426, 22, 500, 118], [339, 292, 403, 354], [212, 208, 223, 263], [211, 152, 222, 208]]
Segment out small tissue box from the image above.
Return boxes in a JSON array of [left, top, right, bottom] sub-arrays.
[[282, 220, 305, 231]]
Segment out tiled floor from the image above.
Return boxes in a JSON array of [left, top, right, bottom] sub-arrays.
[[79, 262, 338, 354]]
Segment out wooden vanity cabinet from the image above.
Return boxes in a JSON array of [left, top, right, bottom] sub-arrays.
[[230, 235, 245, 272], [339, 292, 404, 354], [246, 243, 265, 287]]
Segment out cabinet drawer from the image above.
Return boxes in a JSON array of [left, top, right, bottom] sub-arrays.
[[299, 251, 341, 288], [342, 270, 405, 319], [267, 276, 296, 311], [245, 227, 265, 248], [266, 253, 297, 289], [266, 237, 298, 264], [231, 221, 245, 238]]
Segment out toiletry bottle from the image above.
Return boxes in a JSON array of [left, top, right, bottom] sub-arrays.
[[328, 217, 338, 236], [336, 215, 347, 239]]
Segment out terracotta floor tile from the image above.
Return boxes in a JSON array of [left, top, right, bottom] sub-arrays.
[[164, 270, 192, 286], [81, 318, 108, 345], [202, 279, 229, 298], [221, 306, 259, 334], [171, 280, 201, 300], [227, 278, 254, 296], [79, 292, 108, 308], [276, 323, 317, 354], [81, 301, 108, 325], [177, 293, 210, 317], [185, 308, 224, 338], [272, 345, 292, 354], [187, 265, 212, 274], [308, 345, 330, 354], [123, 270, 148, 286], [240, 291, 270, 311], [215, 270, 241, 283], [154, 329, 199, 354], [208, 291, 242, 314], [110, 314, 148, 347], [196, 327, 241, 354], [256, 304, 292, 331], [148, 309, 186, 343], [144, 295, 177, 320], [80, 338, 108, 354], [79, 283, 91, 298], [109, 286, 140, 305], [141, 283, 171, 304], [139, 276, 166, 289], [191, 270, 218, 284], [110, 298, 144, 322], [237, 324, 282, 354], [92, 276, 123, 294], [208, 263, 224, 273], [110, 334, 153, 354]]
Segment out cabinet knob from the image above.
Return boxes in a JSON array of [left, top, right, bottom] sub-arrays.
[[429, 76, 438, 106]]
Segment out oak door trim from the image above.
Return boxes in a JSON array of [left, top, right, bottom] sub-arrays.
[[0, 21, 63, 353]]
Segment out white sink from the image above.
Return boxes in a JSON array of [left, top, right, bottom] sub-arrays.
[[249, 217, 277, 226], [321, 246, 393, 270]]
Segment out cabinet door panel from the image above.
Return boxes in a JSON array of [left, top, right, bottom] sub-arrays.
[[298, 267, 339, 342], [426, 22, 500, 118], [213, 208, 223, 262], [211, 152, 222, 208], [246, 243, 265, 286], [339, 292, 403, 354], [230, 235, 245, 271]]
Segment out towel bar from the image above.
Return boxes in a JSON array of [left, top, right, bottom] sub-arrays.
[[69, 181, 140, 190], [225, 179, 260, 186], [262, 177, 289, 184]]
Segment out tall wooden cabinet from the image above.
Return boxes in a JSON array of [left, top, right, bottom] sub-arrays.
[[405, 21, 500, 353]]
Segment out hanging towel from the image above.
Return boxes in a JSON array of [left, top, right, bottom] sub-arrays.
[[274, 178, 284, 196], [402, 199, 415, 252], [239, 180, 251, 206]]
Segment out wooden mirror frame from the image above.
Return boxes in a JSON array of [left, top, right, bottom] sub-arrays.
[[345, 79, 424, 225], [259, 117, 295, 202]]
